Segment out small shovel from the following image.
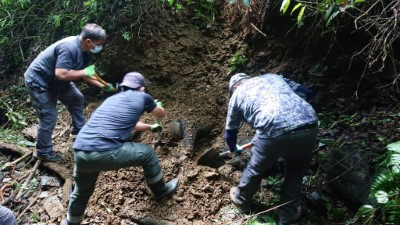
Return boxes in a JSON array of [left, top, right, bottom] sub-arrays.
[[197, 142, 252, 168]]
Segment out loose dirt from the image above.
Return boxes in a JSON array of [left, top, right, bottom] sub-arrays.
[[5, 3, 339, 225]]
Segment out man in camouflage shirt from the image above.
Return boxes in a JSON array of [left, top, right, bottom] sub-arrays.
[[225, 73, 318, 225]]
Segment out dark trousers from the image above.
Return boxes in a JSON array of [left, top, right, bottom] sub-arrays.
[[234, 126, 318, 209], [25, 81, 84, 155], [67, 142, 162, 224]]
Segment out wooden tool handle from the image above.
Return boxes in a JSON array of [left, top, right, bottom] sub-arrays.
[[92, 72, 109, 87], [240, 143, 252, 150]]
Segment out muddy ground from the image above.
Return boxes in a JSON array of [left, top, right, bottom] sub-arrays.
[[2, 3, 393, 225]]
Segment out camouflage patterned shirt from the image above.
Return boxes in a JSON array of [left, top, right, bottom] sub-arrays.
[[225, 74, 318, 138]]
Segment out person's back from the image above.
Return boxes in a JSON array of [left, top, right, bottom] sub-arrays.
[[226, 73, 318, 224], [227, 74, 317, 138], [73, 90, 155, 151], [24, 36, 88, 89]]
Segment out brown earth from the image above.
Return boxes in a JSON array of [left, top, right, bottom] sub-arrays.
[[17, 5, 294, 225], [5, 3, 381, 225]]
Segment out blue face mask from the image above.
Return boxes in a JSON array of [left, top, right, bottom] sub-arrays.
[[89, 40, 103, 53], [90, 44, 103, 53]]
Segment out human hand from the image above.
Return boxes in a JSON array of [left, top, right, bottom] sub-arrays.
[[154, 99, 163, 107], [150, 123, 162, 132], [102, 83, 115, 93], [229, 144, 244, 154], [83, 65, 96, 77]]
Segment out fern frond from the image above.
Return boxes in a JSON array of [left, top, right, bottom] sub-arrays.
[[383, 200, 400, 224], [370, 172, 400, 195], [387, 141, 400, 153], [388, 152, 400, 168]]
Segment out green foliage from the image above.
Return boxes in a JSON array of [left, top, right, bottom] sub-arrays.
[[0, 129, 35, 147], [161, 0, 183, 11], [356, 141, 400, 224], [186, 0, 216, 24], [122, 31, 132, 41], [229, 50, 247, 73], [0, 85, 31, 129], [248, 214, 276, 225], [30, 212, 40, 223], [280, 0, 365, 29]]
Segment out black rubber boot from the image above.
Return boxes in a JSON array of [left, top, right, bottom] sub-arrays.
[[148, 178, 179, 201]]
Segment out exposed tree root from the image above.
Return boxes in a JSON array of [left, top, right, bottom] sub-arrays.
[[0, 141, 72, 181]]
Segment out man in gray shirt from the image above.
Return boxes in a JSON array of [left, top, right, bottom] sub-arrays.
[[24, 23, 113, 162], [225, 73, 318, 224]]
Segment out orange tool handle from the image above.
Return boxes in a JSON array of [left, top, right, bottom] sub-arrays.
[[240, 142, 252, 150]]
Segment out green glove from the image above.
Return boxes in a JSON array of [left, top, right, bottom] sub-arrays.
[[154, 99, 163, 107], [83, 65, 96, 77], [103, 83, 115, 93], [150, 123, 162, 132]]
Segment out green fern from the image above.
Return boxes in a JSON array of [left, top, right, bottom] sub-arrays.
[[370, 172, 400, 196], [387, 141, 400, 153], [357, 141, 400, 224]]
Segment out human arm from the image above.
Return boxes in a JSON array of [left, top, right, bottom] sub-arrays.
[[151, 103, 165, 119], [55, 68, 88, 80], [225, 129, 238, 152], [283, 77, 312, 101], [134, 121, 153, 132], [54, 43, 96, 81]]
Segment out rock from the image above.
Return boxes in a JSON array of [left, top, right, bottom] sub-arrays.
[[43, 196, 65, 218], [40, 176, 61, 190], [22, 125, 37, 142]]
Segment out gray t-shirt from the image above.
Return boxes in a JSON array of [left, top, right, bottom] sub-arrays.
[[225, 74, 318, 138], [24, 35, 90, 90], [73, 90, 157, 151]]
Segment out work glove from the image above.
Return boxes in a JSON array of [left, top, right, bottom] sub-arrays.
[[230, 144, 243, 154], [150, 123, 162, 132], [83, 65, 96, 77], [102, 84, 115, 93], [154, 99, 163, 107]]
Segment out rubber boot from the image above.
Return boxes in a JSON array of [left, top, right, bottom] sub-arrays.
[[60, 219, 80, 225], [148, 177, 179, 201]]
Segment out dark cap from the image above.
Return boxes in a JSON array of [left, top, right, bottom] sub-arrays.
[[120, 72, 146, 89]]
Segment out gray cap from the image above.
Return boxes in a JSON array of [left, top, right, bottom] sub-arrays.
[[229, 73, 250, 93], [120, 72, 146, 89]]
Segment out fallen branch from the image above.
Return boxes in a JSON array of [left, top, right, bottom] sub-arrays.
[[1, 152, 31, 171], [250, 23, 267, 37], [0, 141, 72, 181], [15, 159, 41, 200], [16, 188, 40, 221]]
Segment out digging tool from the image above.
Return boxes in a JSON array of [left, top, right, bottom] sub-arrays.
[[218, 142, 252, 158], [90, 72, 116, 92], [197, 142, 252, 167]]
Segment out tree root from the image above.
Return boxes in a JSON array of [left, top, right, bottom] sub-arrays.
[[0, 141, 72, 181]]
